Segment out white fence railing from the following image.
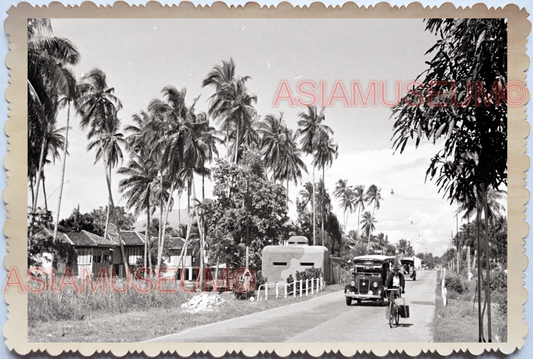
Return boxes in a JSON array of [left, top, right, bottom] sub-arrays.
[[257, 277, 324, 301]]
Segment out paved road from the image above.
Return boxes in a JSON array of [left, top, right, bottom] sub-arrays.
[[147, 270, 437, 343]]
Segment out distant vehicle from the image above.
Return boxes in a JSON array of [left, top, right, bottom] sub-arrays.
[[344, 255, 396, 306], [400, 257, 419, 281]]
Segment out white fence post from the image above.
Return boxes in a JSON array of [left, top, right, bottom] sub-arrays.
[[311, 278, 314, 294], [306, 279, 309, 296], [300, 279, 303, 297], [275, 283, 279, 298], [284, 283, 287, 298], [293, 280, 296, 297], [441, 268, 447, 306], [265, 283, 268, 301]]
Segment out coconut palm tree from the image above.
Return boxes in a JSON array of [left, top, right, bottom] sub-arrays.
[[258, 113, 307, 206], [297, 105, 333, 245], [87, 117, 127, 239], [203, 58, 257, 164], [313, 136, 338, 245], [118, 154, 159, 272], [52, 69, 78, 242], [365, 184, 382, 215], [334, 179, 353, 231], [351, 185, 366, 235], [360, 211, 376, 252], [275, 130, 307, 207], [146, 87, 189, 271], [77, 68, 127, 270], [28, 19, 79, 224], [258, 112, 286, 179]]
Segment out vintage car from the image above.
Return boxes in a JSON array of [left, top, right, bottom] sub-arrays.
[[344, 255, 396, 306], [400, 258, 418, 281]]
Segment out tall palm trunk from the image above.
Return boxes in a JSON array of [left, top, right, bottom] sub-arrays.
[[104, 202, 110, 238], [476, 191, 483, 342], [234, 121, 240, 164], [158, 181, 176, 271], [312, 166, 316, 245], [321, 166, 325, 246], [191, 177, 205, 291], [32, 136, 47, 212], [286, 179, 290, 210], [29, 135, 48, 237], [42, 172, 48, 212], [144, 192, 150, 275], [53, 101, 71, 242], [102, 157, 128, 275], [482, 185, 492, 341], [103, 166, 112, 240]]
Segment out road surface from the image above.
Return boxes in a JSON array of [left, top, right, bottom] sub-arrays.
[[147, 270, 437, 343]]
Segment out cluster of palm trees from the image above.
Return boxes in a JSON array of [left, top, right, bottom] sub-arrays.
[[28, 18, 341, 273], [334, 181, 383, 251], [452, 188, 507, 271], [28, 19, 78, 237], [294, 106, 339, 246]]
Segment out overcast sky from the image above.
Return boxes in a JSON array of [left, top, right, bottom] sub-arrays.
[[37, 17, 497, 256]]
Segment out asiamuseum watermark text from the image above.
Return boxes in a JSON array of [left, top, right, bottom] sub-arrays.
[[272, 80, 528, 108], [3, 266, 258, 294]]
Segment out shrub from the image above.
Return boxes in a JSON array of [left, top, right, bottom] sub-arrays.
[[445, 272, 467, 294], [294, 267, 322, 282], [491, 270, 507, 292]]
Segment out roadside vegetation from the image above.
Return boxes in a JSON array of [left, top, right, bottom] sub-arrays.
[[28, 17, 507, 343], [433, 270, 507, 342], [28, 279, 342, 342]]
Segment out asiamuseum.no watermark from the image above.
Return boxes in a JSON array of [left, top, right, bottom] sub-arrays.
[[3, 266, 258, 294], [272, 79, 528, 108]]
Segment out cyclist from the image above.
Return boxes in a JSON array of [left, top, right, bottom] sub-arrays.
[[385, 264, 405, 298]]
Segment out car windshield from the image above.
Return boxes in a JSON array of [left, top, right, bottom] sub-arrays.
[[353, 260, 384, 274]]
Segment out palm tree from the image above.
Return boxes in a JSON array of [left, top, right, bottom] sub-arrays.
[[203, 58, 257, 164], [118, 154, 159, 273], [87, 117, 127, 239], [77, 68, 128, 271], [297, 105, 333, 245], [28, 19, 79, 228], [258, 112, 286, 178], [334, 179, 353, 231], [313, 136, 338, 245], [259, 113, 307, 206], [352, 185, 366, 235], [275, 130, 307, 207], [396, 239, 414, 258], [44, 125, 69, 210], [52, 69, 78, 242], [365, 184, 382, 215], [360, 211, 376, 252]]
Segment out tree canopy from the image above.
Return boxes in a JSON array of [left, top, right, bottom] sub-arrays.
[[391, 19, 507, 205]]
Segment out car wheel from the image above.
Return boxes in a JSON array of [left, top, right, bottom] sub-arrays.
[[346, 297, 352, 306]]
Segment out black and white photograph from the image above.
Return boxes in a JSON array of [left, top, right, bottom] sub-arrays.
[[4, 1, 529, 355]]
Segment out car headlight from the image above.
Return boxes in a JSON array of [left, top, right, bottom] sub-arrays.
[[351, 281, 356, 287], [373, 282, 379, 288]]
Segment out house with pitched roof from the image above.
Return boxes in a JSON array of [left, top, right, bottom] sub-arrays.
[[62, 230, 117, 277]]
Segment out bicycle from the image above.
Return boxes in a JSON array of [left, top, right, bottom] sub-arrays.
[[386, 288, 401, 328]]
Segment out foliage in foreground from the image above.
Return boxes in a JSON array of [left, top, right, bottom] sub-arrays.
[[28, 276, 188, 323], [434, 270, 507, 342]]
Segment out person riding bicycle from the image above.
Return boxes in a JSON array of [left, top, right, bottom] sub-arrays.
[[385, 264, 405, 298]]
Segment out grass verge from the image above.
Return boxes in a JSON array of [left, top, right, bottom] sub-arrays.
[[432, 270, 507, 342], [28, 282, 342, 342]]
